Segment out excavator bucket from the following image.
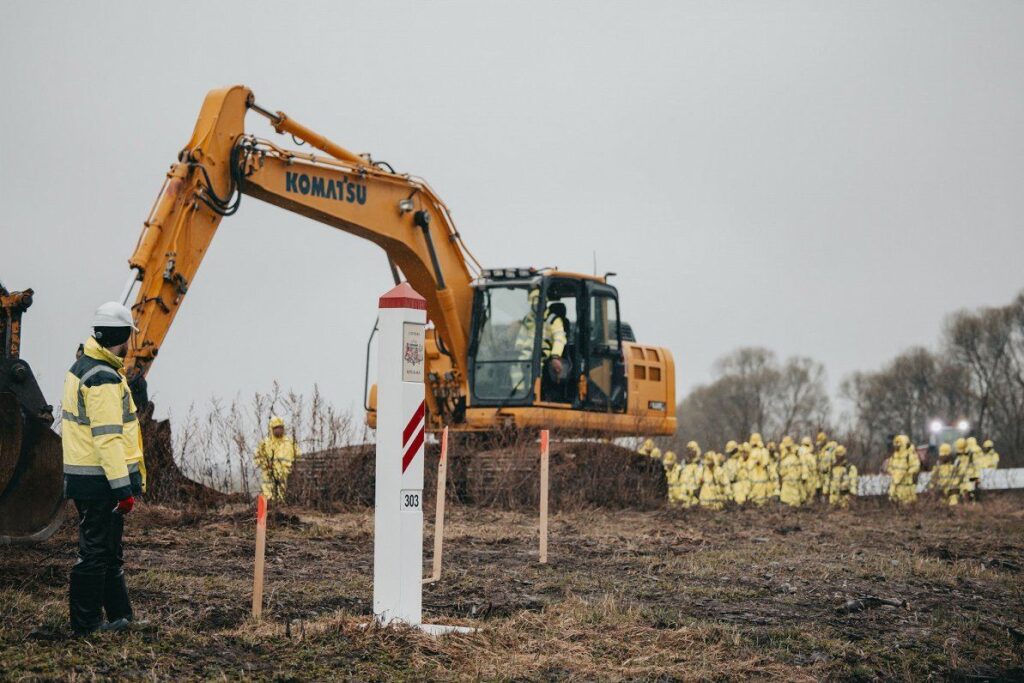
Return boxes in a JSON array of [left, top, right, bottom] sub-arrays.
[[0, 285, 65, 544]]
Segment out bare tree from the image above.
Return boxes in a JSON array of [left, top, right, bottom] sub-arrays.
[[673, 347, 831, 454]]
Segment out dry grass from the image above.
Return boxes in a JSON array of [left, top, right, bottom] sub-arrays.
[[2, 494, 1023, 680]]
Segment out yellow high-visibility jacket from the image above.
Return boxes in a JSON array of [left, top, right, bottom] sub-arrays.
[[61, 337, 145, 500], [255, 435, 301, 477], [817, 448, 835, 495], [954, 453, 976, 494], [929, 461, 960, 502], [978, 448, 1000, 471], [664, 462, 685, 505], [778, 452, 804, 507], [514, 310, 567, 360], [828, 463, 858, 505]]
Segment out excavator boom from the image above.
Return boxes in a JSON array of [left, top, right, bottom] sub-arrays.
[[121, 85, 675, 435]]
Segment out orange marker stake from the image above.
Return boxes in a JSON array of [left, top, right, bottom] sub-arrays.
[[539, 430, 549, 564], [252, 494, 267, 620]]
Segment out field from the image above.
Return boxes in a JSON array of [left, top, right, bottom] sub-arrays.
[[2, 494, 1024, 681]]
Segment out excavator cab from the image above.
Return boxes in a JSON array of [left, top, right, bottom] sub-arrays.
[[0, 284, 64, 543], [468, 269, 627, 413]]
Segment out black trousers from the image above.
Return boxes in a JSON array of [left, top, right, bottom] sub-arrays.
[[69, 497, 133, 633]]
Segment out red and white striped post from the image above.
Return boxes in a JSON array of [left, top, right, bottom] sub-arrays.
[[373, 282, 428, 626]]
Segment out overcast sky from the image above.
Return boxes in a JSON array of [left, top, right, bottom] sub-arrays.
[[2, 2, 1022, 426]]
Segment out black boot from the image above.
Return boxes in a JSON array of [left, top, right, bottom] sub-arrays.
[[69, 573, 105, 636], [103, 570, 134, 623]]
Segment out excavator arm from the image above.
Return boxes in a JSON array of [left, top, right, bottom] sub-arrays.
[[122, 85, 480, 421]]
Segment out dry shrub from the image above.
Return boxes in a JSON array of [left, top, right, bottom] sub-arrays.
[[167, 383, 370, 506]]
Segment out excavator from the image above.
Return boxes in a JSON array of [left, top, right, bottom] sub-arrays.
[[0, 85, 675, 541]]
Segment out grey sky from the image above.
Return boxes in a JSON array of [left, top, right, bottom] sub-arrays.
[[2, 2, 1023, 426]]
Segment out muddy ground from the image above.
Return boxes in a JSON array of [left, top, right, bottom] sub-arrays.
[[2, 494, 1023, 680]]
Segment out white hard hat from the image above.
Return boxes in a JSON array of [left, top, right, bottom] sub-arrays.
[[91, 301, 138, 330]]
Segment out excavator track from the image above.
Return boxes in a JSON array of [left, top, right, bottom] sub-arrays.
[[290, 437, 667, 511]]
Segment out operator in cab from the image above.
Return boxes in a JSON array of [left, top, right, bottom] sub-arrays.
[[62, 302, 146, 636], [512, 287, 568, 397]]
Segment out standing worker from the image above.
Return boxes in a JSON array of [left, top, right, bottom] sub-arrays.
[[817, 440, 836, 502], [255, 416, 301, 502], [778, 441, 805, 507], [887, 435, 920, 504], [62, 302, 146, 636], [953, 438, 977, 504], [662, 451, 685, 507], [827, 446, 857, 508], [747, 434, 773, 506], [799, 437, 819, 504], [929, 443, 961, 505], [979, 439, 1000, 474], [698, 451, 732, 510], [725, 440, 750, 506], [679, 447, 702, 508]]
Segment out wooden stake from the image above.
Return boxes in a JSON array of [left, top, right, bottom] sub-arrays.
[[424, 426, 448, 584], [252, 494, 267, 620], [539, 429, 549, 564]]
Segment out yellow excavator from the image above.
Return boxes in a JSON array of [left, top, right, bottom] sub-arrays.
[[0, 85, 675, 540]]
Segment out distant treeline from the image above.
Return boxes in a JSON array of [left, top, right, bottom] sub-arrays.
[[670, 289, 1024, 472]]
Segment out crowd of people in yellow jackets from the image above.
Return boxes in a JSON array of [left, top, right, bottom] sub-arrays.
[[894, 435, 1000, 506], [640, 432, 857, 510], [641, 432, 1001, 509]]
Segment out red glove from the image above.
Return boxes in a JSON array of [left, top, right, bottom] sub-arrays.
[[113, 496, 135, 515]]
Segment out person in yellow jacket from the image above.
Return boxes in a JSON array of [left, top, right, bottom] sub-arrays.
[[662, 451, 685, 506], [978, 439, 1000, 474], [62, 302, 146, 636], [747, 434, 774, 505], [817, 440, 836, 501], [698, 451, 732, 510], [255, 416, 301, 502], [679, 449, 702, 508], [828, 446, 857, 508], [511, 288, 568, 393], [966, 437, 984, 499], [798, 437, 819, 504], [778, 442, 805, 507], [684, 440, 700, 463], [724, 441, 750, 505], [929, 443, 961, 505], [887, 435, 920, 504], [815, 431, 828, 452], [953, 438, 977, 504], [637, 438, 662, 461]]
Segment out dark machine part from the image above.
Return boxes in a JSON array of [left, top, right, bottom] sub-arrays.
[[0, 284, 64, 544]]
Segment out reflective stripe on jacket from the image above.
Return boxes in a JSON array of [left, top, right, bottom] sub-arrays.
[[61, 337, 145, 500]]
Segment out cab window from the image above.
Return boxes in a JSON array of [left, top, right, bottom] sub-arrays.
[[471, 286, 536, 401]]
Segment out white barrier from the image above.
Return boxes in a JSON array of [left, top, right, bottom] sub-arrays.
[[857, 467, 1024, 496], [372, 283, 472, 636]]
